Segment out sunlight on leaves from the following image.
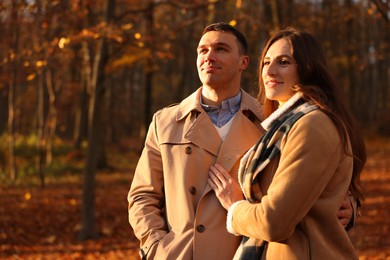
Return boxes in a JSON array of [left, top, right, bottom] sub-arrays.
[[27, 73, 36, 81], [9, 51, 15, 61], [229, 20, 237, 26], [45, 235, 57, 244], [36, 60, 47, 67], [24, 192, 32, 200], [236, 0, 242, 8], [121, 23, 133, 30], [106, 47, 150, 73], [102, 226, 113, 236], [134, 33, 141, 39], [73, 223, 82, 232], [58, 37, 71, 49]]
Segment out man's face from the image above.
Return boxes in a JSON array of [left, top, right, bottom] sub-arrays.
[[196, 31, 248, 90]]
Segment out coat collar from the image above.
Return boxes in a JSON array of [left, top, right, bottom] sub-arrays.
[[175, 87, 262, 123], [175, 87, 263, 172]]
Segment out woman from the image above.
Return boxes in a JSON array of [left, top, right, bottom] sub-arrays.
[[208, 27, 366, 259]]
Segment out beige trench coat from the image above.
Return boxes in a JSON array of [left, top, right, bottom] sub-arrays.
[[128, 88, 263, 260], [231, 110, 358, 259]]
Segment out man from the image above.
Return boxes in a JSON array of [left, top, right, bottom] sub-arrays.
[[128, 22, 354, 260]]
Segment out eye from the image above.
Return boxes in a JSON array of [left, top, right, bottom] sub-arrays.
[[198, 48, 207, 54], [216, 47, 227, 52], [263, 60, 270, 66], [279, 59, 291, 65]]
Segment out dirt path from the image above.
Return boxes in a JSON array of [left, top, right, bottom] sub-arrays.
[[0, 137, 389, 259]]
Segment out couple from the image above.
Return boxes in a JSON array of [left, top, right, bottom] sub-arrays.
[[128, 22, 366, 259]]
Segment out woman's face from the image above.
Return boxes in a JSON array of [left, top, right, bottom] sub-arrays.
[[261, 38, 298, 106]]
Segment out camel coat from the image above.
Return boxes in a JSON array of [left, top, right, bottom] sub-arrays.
[[128, 88, 263, 260], [231, 110, 357, 259]]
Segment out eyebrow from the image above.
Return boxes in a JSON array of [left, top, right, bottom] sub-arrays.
[[197, 42, 232, 51], [264, 54, 294, 60]]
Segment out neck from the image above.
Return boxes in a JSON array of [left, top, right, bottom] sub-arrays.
[[201, 85, 240, 107]]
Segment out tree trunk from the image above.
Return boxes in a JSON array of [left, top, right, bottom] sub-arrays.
[[78, 0, 115, 241], [44, 69, 58, 166], [269, 0, 280, 32], [143, 1, 155, 138], [36, 72, 46, 188], [74, 44, 90, 148], [7, 0, 19, 182]]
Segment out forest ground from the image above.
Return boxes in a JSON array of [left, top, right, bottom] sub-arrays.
[[1, 136, 389, 260]]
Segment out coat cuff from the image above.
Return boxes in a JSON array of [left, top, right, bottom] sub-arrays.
[[345, 192, 360, 231], [227, 200, 246, 236], [139, 231, 162, 259]]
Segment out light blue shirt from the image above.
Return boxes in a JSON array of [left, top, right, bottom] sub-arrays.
[[201, 91, 241, 127]]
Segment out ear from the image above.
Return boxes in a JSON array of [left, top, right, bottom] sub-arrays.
[[240, 55, 249, 71]]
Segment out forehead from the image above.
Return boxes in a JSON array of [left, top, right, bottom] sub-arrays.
[[198, 31, 238, 49], [265, 38, 292, 57]]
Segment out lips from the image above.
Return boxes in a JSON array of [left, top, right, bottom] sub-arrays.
[[203, 66, 220, 73], [265, 80, 282, 87]]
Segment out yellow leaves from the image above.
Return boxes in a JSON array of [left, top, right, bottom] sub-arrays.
[[58, 37, 71, 49], [134, 33, 143, 47], [106, 46, 150, 72], [36, 60, 47, 67], [24, 192, 32, 200], [236, 0, 243, 9], [102, 226, 113, 236], [45, 235, 57, 244], [27, 73, 36, 81], [121, 23, 133, 31], [69, 198, 77, 206], [134, 33, 141, 39], [229, 20, 237, 27]]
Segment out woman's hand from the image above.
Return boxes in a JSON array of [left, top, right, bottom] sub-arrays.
[[208, 164, 244, 210]]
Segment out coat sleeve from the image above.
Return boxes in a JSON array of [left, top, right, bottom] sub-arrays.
[[231, 111, 351, 241], [128, 112, 167, 259]]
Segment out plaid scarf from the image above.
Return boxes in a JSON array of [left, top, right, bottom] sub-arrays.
[[233, 94, 318, 259]]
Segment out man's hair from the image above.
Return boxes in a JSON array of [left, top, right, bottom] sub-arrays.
[[202, 22, 248, 55]]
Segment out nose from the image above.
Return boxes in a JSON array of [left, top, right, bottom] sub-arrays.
[[264, 61, 276, 76], [204, 49, 216, 62]]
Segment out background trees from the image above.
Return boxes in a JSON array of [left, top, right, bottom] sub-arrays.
[[0, 0, 389, 241]]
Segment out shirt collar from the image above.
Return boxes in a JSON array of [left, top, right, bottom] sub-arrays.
[[200, 91, 242, 112]]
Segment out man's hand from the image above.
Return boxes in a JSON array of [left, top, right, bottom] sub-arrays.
[[337, 192, 353, 228]]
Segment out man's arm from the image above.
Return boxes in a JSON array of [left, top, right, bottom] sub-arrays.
[[128, 114, 167, 259]]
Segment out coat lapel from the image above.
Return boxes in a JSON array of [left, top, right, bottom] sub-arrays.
[[200, 111, 263, 197], [217, 111, 263, 171], [185, 111, 222, 156]]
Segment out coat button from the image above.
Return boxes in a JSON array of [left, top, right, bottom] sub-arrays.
[[189, 186, 196, 195], [196, 225, 205, 233], [185, 146, 192, 154]]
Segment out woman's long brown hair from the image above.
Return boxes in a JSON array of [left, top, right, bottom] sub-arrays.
[[257, 27, 366, 201]]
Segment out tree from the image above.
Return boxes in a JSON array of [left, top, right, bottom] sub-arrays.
[[78, 0, 116, 240], [6, 0, 21, 181]]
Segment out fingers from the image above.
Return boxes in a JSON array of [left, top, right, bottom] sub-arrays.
[[337, 210, 350, 227], [340, 194, 350, 209], [337, 197, 353, 228], [208, 164, 230, 191], [210, 164, 230, 183]]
